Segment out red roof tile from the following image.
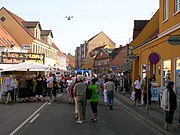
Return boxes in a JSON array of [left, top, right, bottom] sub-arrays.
[[0, 25, 20, 47]]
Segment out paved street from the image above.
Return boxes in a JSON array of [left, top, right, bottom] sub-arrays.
[[0, 93, 167, 135], [0, 101, 46, 135]]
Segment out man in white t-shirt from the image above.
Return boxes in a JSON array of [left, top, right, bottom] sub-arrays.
[[133, 75, 142, 106]]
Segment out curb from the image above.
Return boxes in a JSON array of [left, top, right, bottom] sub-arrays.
[[115, 94, 172, 135]]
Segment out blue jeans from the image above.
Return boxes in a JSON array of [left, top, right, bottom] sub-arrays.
[[107, 91, 114, 107]]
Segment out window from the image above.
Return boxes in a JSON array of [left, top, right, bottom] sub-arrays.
[[164, 0, 168, 20], [141, 65, 146, 80], [175, 0, 180, 13], [0, 16, 6, 22], [35, 29, 40, 39], [35, 45, 37, 53], [162, 60, 171, 87], [47, 36, 52, 45]]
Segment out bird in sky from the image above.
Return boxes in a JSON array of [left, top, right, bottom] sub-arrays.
[[65, 16, 74, 20]]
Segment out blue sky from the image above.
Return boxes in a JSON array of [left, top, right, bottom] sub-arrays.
[[1, 0, 159, 55]]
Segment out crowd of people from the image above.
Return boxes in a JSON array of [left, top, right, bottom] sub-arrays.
[[132, 74, 180, 130], [0, 72, 61, 103], [65, 74, 117, 124], [1, 72, 179, 128]]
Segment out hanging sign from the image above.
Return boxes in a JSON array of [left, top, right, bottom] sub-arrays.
[[148, 52, 160, 64], [125, 54, 138, 61], [168, 35, 180, 46]]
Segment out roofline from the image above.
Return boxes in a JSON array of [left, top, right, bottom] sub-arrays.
[[2, 7, 35, 39], [87, 31, 115, 45], [22, 21, 42, 30], [132, 23, 180, 52], [41, 30, 53, 38]]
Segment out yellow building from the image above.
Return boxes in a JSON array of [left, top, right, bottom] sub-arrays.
[[130, 0, 180, 93], [83, 31, 116, 70], [0, 7, 59, 66]]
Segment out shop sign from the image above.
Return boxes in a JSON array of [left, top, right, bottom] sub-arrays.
[[125, 54, 137, 61], [1, 52, 45, 64], [146, 64, 150, 72], [148, 52, 160, 64], [168, 35, 180, 46], [22, 44, 31, 50]]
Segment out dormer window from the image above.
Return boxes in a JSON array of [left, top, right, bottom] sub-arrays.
[[41, 30, 53, 45], [22, 21, 42, 39]]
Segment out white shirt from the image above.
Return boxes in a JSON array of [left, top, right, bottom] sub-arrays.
[[67, 79, 73, 86], [134, 80, 142, 89], [46, 76, 54, 85]]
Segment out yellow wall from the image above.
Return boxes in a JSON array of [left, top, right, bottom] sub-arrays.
[[130, 10, 159, 48], [132, 29, 180, 85], [159, 0, 180, 33], [85, 32, 115, 69], [87, 32, 115, 57], [83, 58, 94, 70], [131, 1, 180, 86]]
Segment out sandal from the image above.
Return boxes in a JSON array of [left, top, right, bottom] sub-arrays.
[[164, 126, 168, 130], [168, 127, 174, 131], [90, 118, 97, 122], [164, 124, 168, 130]]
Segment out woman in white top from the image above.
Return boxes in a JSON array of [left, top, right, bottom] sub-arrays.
[[103, 78, 108, 106], [161, 81, 177, 130], [133, 75, 142, 106]]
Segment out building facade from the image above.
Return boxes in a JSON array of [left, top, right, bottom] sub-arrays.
[[130, 0, 180, 95], [0, 7, 65, 68], [75, 31, 116, 70]]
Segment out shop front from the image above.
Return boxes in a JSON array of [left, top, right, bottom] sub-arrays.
[[175, 57, 180, 108]]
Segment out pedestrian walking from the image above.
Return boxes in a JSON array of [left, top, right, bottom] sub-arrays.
[[89, 78, 99, 122], [105, 78, 115, 110], [161, 81, 177, 131], [68, 80, 74, 104], [46, 72, 54, 102], [179, 109, 180, 128], [72, 77, 78, 120], [73, 76, 87, 124], [35, 74, 43, 102], [178, 99, 180, 129], [133, 75, 142, 106], [42, 75, 47, 101], [18, 75, 27, 102], [53, 77, 58, 101], [103, 78, 108, 106], [142, 77, 152, 109]]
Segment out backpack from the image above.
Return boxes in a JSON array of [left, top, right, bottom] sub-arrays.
[[86, 83, 92, 100]]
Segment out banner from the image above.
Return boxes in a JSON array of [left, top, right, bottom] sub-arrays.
[[151, 83, 158, 101]]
